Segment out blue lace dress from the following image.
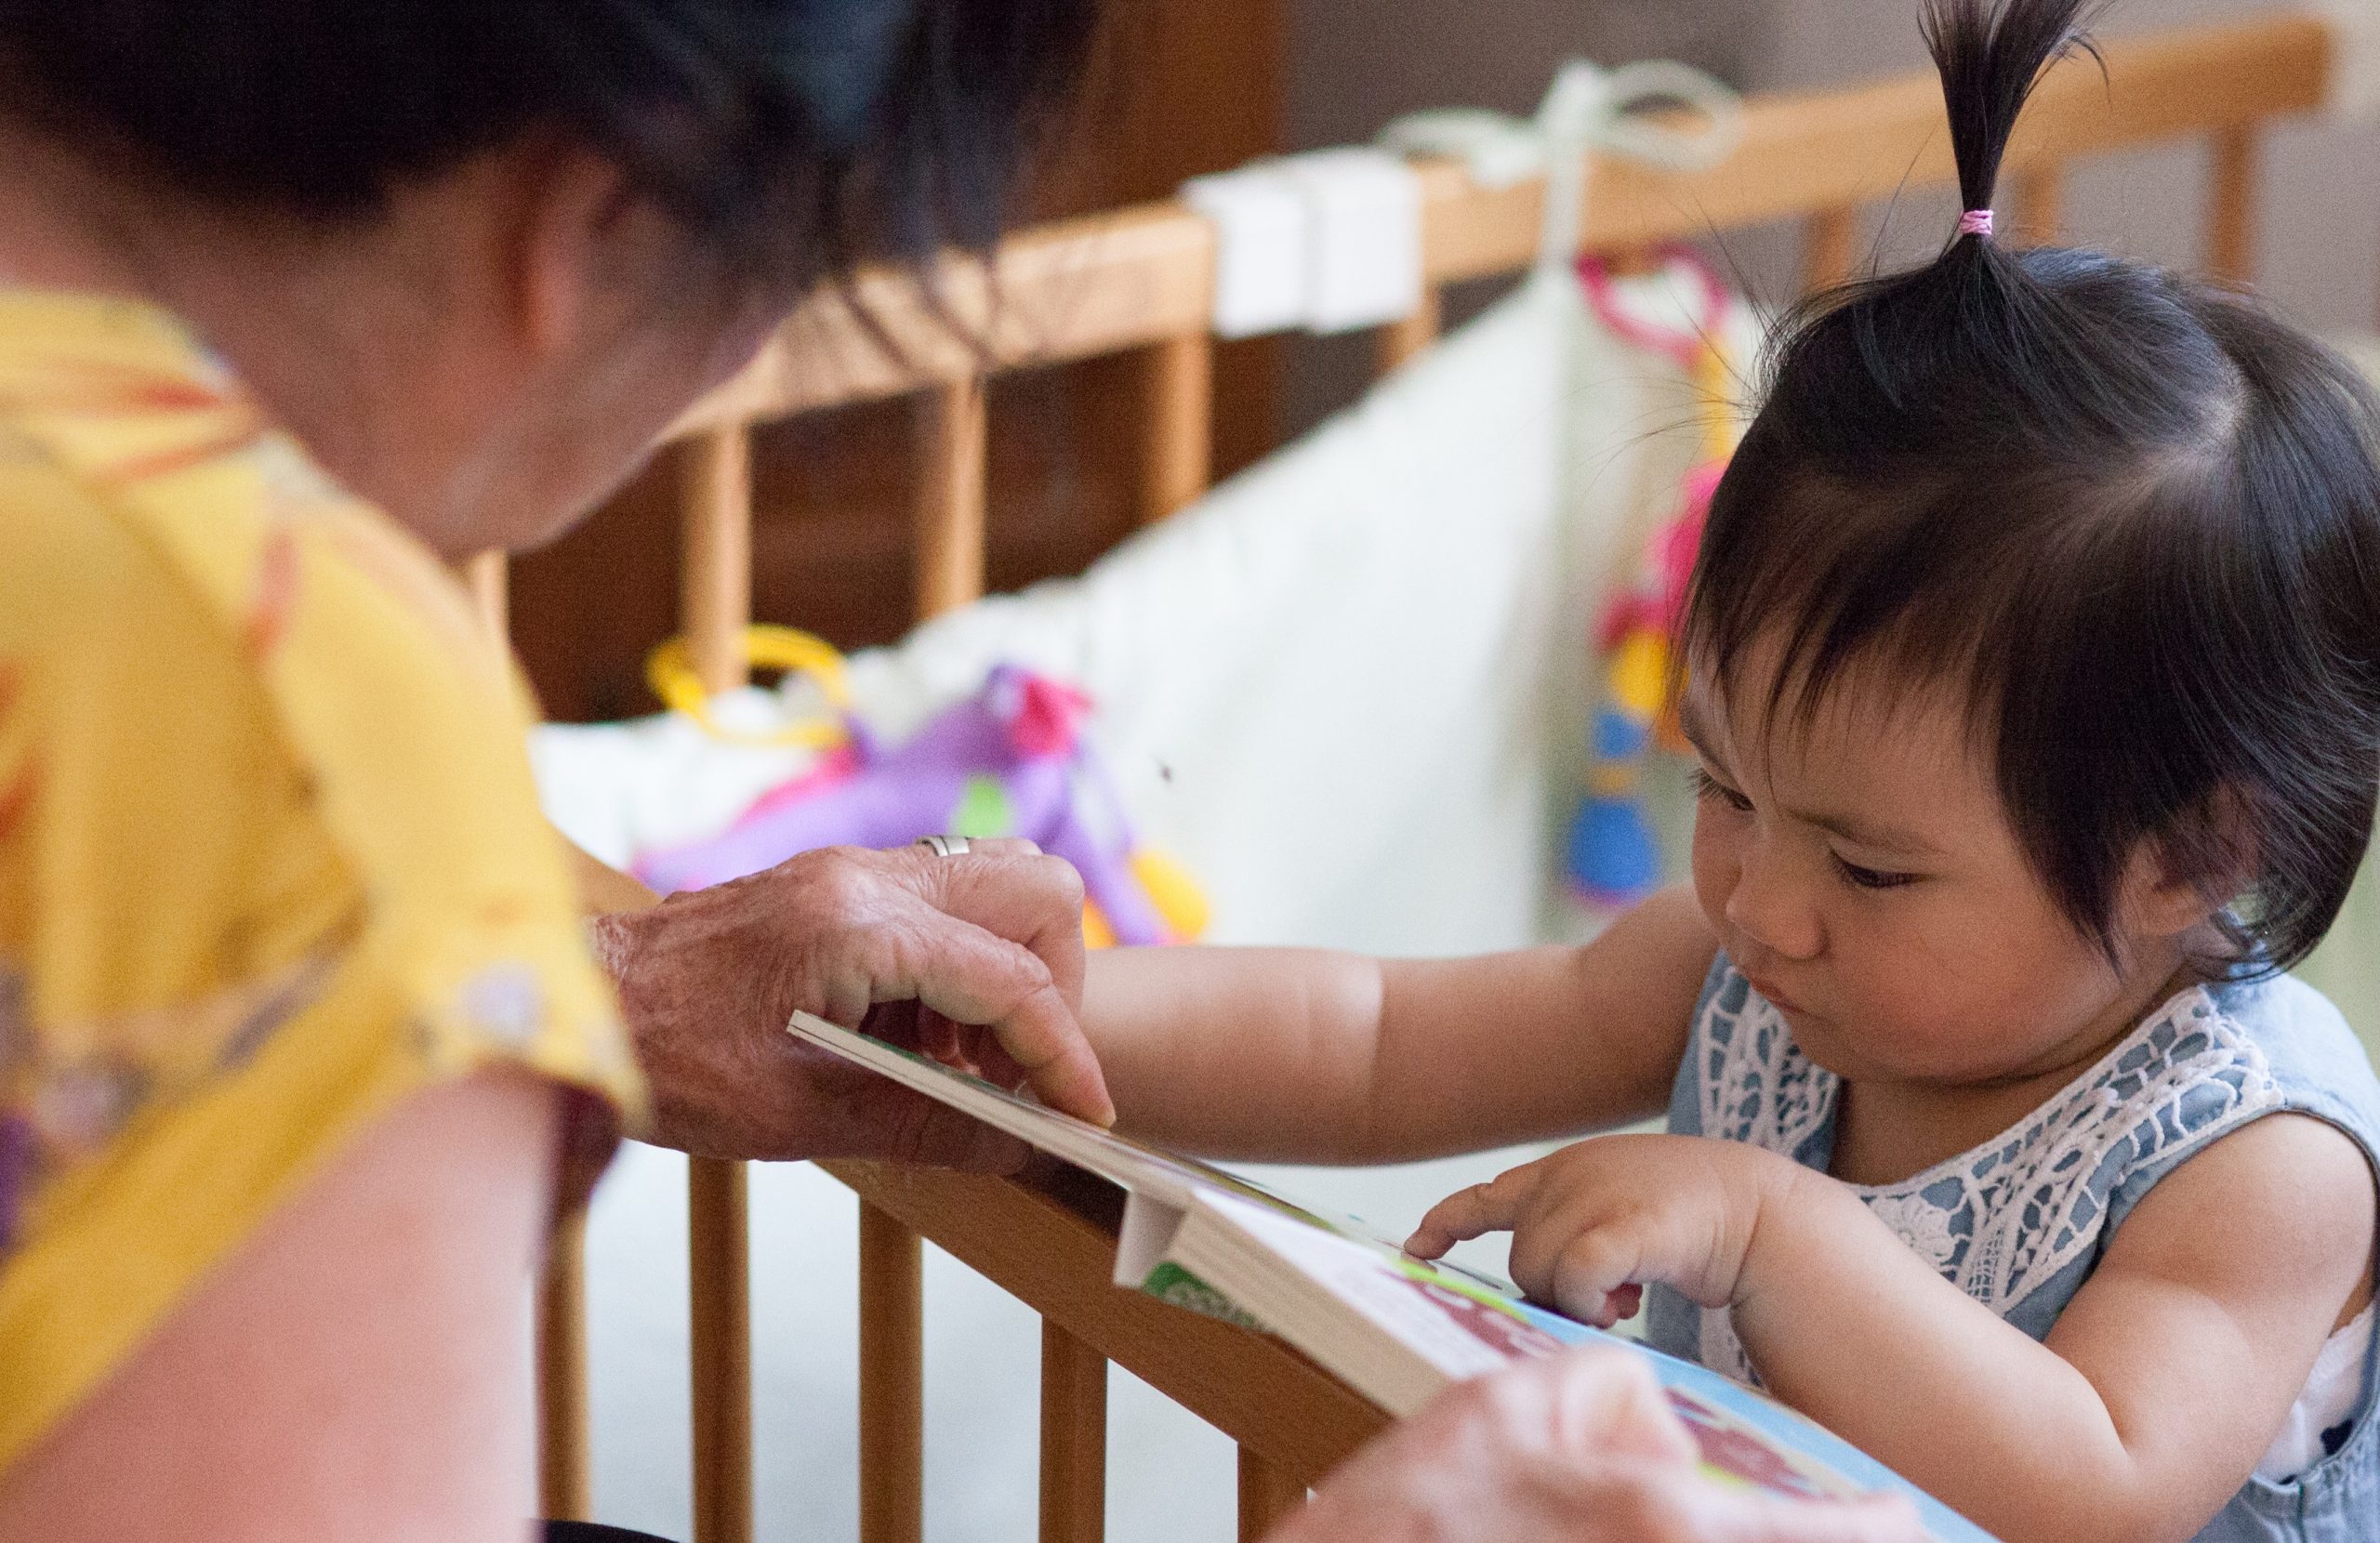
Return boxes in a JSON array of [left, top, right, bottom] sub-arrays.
[[1647, 956, 2380, 1542]]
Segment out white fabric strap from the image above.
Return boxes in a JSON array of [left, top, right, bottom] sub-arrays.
[[1376, 107, 1546, 188], [1184, 147, 1418, 337], [1184, 56, 1742, 340], [1280, 148, 1424, 334], [1179, 163, 1311, 338], [1533, 63, 1610, 277], [1183, 149, 1423, 338], [1380, 57, 1744, 278]]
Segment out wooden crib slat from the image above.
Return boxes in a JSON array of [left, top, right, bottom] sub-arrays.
[[1141, 332, 1214, 526], [518, 520, 582, 1532], [679, 422, 757, 1543], [859, 1203, 927, 1543], [682, 427, 756, 691], [1236, 1448, 1307, 1542], [915, 376, 990, 615], [689, 1156, 754, 1543], [825, 1162, 1388, 1482], [462, 551, 509, 637], [1039, 1323, 1109, 1543], [2010, 164, 2064, 244], [1803, 205, 1859, 292], [2207, 125, 2260, 284], [537, 1214, 593, 1521], [1374, 290, 1444, 377], [851, 388, 986, 1543]]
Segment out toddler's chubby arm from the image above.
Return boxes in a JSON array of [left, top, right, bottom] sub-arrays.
[[1079, 886, 1716, 1163], [1410, 1117, 2377, 1543]]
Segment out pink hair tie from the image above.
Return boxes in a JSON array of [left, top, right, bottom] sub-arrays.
[[1957, 207, 1995, 240]]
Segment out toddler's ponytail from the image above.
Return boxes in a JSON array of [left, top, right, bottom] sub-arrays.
[[1924, 0, 2103, 246]]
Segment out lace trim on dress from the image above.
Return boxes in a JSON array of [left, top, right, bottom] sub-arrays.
[[1692, 973, 2283, 1383]]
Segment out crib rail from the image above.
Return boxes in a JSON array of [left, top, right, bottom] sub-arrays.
[[1416, 13, 2325, 286], [830, 1163, 1392, 1481], [672, 204, 1219, 437], [500, 13, 2345, 1541], [669, 12, 2325, 441]]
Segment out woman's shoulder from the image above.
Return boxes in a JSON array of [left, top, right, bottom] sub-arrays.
[[0, 306, 639, 1472], [0, 289, 626, 1079], [0, 463, 307, 911], [0, 288, 535, 764], [0, 441, 234, 666]]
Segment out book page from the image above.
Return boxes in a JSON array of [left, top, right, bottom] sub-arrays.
[[787, 1011, 1486, 1271], [1197, 1194, 1998, 1541]]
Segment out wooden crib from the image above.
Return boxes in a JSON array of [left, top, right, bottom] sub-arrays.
[[466, 12, 2347, 1542]]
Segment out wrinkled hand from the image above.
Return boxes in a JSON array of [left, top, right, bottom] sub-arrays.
[[1272, 1349, 1924, 1543], [594, 839, 1110, 1166], [1407, 1135, 1799, 1327]]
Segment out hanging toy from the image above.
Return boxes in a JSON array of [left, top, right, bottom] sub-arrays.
[[636, 629, 1209, 948], [1565, 249, 1743, 906]]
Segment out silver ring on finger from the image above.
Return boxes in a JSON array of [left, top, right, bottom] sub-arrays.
[[915, 834, 972, 859]]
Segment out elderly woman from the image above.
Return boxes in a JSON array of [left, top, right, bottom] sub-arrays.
[[0, 6, 1918, 1541]]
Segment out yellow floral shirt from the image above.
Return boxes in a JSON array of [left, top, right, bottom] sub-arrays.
[[0, 290, 642, 1470]]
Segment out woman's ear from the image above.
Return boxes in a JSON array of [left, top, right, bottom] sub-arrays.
[[512, 141, 641, 360]]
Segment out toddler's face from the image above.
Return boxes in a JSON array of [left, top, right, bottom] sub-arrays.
[[1679, 657, 2180, 1089]]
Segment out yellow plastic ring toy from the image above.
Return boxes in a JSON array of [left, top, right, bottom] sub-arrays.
[[645, 625, 853, 749]]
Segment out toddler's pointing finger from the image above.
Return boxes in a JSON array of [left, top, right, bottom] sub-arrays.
[[1408, 1167, 1535, 1258]]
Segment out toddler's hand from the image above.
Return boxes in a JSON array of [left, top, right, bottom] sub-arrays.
[[1407, 1135, 1800, 1327]]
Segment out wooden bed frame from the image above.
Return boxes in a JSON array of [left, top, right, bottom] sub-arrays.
[[466, 13, 2343, 1542]]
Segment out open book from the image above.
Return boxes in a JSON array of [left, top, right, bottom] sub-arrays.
[[787, 1011, 1998, 1542]]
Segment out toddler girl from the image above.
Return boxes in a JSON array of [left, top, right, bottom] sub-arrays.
[[1078, 2, 2380, 1538]]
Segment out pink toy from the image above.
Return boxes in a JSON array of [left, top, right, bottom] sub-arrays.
[[1565, 249, 1741, 905]]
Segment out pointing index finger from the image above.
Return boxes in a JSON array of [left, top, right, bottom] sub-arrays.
[[969, 970, 1116, 1126], [1407, 1170, 1528, 1259]]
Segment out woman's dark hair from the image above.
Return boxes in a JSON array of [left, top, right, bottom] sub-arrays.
[[1683, 0, 2380, 972], [0, 0, 1099, 290]]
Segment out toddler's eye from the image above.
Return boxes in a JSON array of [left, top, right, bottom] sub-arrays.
[[1690, 767, 1753, 813], [1831, 853, 1916, 891]]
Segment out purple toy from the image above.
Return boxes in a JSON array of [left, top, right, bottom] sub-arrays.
[[633, 665, 1205, 948]]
